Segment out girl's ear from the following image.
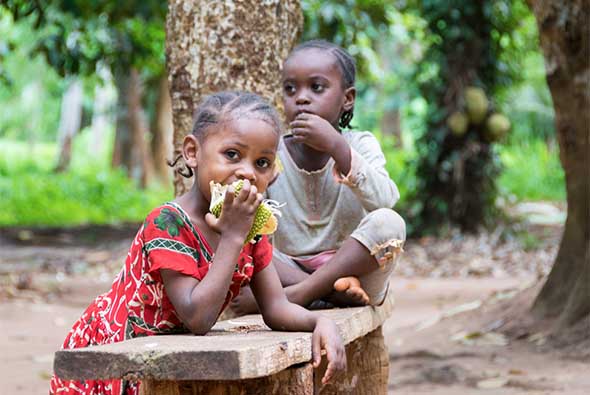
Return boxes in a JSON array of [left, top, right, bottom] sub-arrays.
[[182, 135, 200, 169], [343, 86, 356, 112]]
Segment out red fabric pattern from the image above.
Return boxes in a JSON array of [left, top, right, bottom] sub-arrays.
[[49, 202, 272, 395]]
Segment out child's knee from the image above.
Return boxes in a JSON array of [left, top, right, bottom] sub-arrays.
[[372, 208, 406, 241], [355, 208, 406, 242], [352, 208, 406, 267]]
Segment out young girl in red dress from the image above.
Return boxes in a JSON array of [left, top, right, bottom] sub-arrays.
[[49, 91, 346, 395]]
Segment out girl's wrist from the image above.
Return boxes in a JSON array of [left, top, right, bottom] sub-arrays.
[[312, 314, 330, 329], [330, 135, 352, 174], [218, 231, 246, 250], [329, 133, 347, 156]]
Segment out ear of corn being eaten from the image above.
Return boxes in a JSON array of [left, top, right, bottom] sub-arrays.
[[209, 180, 283, 244]]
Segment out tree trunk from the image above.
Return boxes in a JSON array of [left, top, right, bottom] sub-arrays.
[[55, 79, 83, 172], [165, 0, 303, 195], [377, 41, 403, 147], [90, 73, 114, 159], [151, 75, 174, 184], [413, 2, 501, 234], [380, 108, 402, 147], [127, 68, 155, 188], [112, 71, 132, 173], [527, 0, 590, 329]]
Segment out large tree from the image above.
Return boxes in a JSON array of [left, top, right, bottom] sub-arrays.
[[409, 0, 528, 234], [166, 0, 303, 195], [527, 0, 589, 329]]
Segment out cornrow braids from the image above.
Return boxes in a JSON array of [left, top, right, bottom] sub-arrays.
[[169, 91, 283, 178], [289, 39, 356, 129]]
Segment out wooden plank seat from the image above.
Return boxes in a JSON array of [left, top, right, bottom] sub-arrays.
[[54, 292, 394, 394]]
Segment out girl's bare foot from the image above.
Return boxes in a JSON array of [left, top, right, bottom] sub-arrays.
[[333, 276, 370, 305], [229, 285, 260, 316]]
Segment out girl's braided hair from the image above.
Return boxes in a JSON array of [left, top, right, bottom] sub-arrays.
[[288, 40, 356, 129], [168, 91, 282, 178]]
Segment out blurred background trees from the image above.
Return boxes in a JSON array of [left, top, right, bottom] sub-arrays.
[[0, 0, 564, 229], [1, 0, 170, 187], [0, 0, 585, 332], [410, 0, 529, 234]]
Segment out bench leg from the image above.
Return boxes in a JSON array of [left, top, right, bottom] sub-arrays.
[[139, 363, 313, 395], [314, 326, 389, 395]]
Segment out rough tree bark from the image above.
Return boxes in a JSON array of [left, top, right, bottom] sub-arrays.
[[166, 0, 303, 195], [527, 0, 589, 329]]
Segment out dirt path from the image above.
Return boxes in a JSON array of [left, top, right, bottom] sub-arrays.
[[0, 275, 544, 395], [1, 207, 587, 394], [3, 276, 587, 394], [385, 279, 590, 394]]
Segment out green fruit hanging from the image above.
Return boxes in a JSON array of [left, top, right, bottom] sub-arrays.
[[209, 180, 283, 244], [447, 111, 469, 136], [485, 113, 511, 142], [464, 86, 489, 124]]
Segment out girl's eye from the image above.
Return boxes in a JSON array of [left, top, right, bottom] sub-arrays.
[[311, 83, 324, 92], [225, 150, 239, 160], [283, 83, 296, 95], [256, 158, 271, 169]]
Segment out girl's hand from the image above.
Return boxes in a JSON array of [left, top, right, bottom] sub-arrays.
[[289, 113, 343, 154], [312, 316, 347, 384], [205, 179, 262, 240]]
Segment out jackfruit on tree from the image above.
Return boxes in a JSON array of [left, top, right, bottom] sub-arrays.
[[485, 113, 511, 142], [464, 86, 489, 124], [447, 111, 469, 136]]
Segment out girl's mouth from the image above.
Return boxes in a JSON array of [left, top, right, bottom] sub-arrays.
[[295, 109, 312, 117]]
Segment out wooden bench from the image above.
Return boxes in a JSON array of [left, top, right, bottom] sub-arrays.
[[54, 292, 394, 394]]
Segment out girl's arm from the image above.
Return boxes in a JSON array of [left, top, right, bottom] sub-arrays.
[[250, 263, 347, 384], [333, 131, 400, 210], [162, 180, 262, 335], [290, 114, 399, 210], [160, 233, 243, 335]]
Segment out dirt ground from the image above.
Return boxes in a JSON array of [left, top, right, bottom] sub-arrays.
[[1, 203, 588, 395]]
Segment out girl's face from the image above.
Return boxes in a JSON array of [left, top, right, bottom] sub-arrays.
[[189, 118, 279, 202], [282, 48, 354, 127]]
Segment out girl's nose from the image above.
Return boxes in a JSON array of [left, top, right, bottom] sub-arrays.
[[236, 165, 257, 183], [295, 92, 311, 105]]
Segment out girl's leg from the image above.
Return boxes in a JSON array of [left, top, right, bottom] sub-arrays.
[[285, 237, 376, 306], [287, 208, 406, 307], [274, 252, 310, 287], [230, 249, 309, 314]]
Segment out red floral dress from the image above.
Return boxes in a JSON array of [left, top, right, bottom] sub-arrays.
[[49, 202, 272, 395]]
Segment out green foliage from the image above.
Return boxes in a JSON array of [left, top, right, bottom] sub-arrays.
[[497, 140, 565, 201], [375, 132, 418, 204], [0, 135, 172, 226], [407, 0, 538, 234], [0, 9, 64, 141], [0, 0, 565, 231], [1, 0, 166, 78], [497, 52, 555, 143]]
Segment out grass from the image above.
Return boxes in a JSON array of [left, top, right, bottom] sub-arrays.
[[0, 131, 564, 227], [0, 134, 173, 227], [497, 139, 565, 202], [377, 134, 565, 210]]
